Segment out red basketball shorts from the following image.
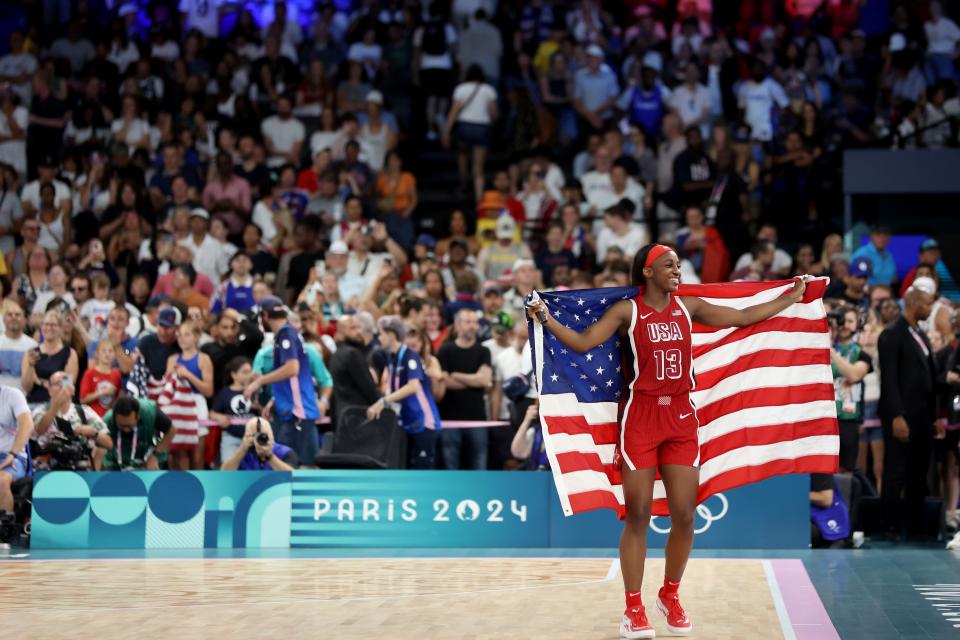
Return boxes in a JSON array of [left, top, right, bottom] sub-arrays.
[[619, 392, 700, 470]]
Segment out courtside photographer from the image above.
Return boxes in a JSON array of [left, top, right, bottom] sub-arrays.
[[32, 371, 113, 471], [220, 417, 298, 471]]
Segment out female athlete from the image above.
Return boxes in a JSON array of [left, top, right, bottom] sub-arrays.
[[528, 243, 806, 638]]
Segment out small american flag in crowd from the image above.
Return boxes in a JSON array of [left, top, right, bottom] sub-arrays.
[[529, 278, 839, 518]]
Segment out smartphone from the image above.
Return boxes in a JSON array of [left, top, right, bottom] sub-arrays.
[[61, 373, 73, 389]]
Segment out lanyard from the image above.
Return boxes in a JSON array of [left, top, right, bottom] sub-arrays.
[[117, 428, 138, 468], [390, 346, 407, 393], [908, 326, 930, 358]]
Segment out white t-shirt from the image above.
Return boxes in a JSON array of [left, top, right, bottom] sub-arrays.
[[0, 52, 37, 103], [178, 233, 226, 284], [0, 334, 38, 390], [493, 343, 536, 407], [179, 0, 222, 38], [0, 105, 28, 176], [261, 116, 305, 167], [668, 83, 713, 137], [108, 41, 141, 74], [80, 298, 116, 342], [110, 118, 151, 149], [737, 79, 789, 142], [452, 82, 498, 124], [20, 179, 71, 212], [0, 385, 29, 453], [347, 42, 382, 66], [734, 248, 793, 274], [32, 291, 76, 316], [582, 170, 615, 212], [251, 201, 280, 245], [596, 224, 648, 263], [925, 17, 960, 55], [151, 40, 181, 63]]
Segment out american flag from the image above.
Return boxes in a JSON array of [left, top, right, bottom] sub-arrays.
[[529, 278, 839, 518]]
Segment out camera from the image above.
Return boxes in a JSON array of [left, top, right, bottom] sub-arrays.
[[31, 434, 91, 471], [256, 432, 269, 446]]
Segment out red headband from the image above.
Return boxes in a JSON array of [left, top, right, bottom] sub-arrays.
[[644, 244, 672, 268]]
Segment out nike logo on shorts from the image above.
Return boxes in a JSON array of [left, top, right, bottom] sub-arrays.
[[639, 312, 653, 320], [679, 412, 692, 420]]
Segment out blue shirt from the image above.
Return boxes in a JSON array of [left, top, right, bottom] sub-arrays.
[[237, 442, 298, 470], [573, 65, 620, 116], [87, 336, 139, 362], [851, 242, 898, 286], [211, 277, 256, 315], [625, 83, 666, 136], [272, 324, 320, 421], [389, 346, 441, 433]]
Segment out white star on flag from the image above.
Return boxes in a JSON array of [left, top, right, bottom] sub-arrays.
[[596, 366, 605, 375], [578, 298, 585, 306], [590, 385, 598, 392], [550, 373, 559, 382], [585, 353, 593, 361]]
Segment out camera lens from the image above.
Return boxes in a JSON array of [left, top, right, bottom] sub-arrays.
[[256, 433, 270, 446]]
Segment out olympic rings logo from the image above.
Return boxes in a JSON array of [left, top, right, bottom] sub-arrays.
[[648, 493, 729, 534]]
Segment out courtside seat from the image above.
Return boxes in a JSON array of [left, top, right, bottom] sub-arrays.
[[315, 407, 407, 470]]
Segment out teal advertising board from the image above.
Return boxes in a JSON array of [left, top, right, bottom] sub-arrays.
[[31, 471, 291, 549], [31, 471, 809, 549]]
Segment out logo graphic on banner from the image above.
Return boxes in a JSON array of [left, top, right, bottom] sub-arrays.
[[31, 471, 291, 549], [649, 494, 729, 534]]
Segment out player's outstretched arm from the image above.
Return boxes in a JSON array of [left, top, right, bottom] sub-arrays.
[[528, 299, 631, 353]]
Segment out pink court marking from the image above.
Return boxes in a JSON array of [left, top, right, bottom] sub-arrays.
[[769, 559, 840, 640]]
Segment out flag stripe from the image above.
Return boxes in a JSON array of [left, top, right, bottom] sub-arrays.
[[532, 278, 839, 519]]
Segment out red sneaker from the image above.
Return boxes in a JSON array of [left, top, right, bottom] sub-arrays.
[[620, 606, 656, 639], [656, 589, 693, 635]]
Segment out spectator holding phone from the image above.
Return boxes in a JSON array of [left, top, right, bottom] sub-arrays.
[[22, 310, 79, 407]]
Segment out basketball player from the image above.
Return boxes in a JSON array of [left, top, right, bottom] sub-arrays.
[[528, 244, 807, 638]]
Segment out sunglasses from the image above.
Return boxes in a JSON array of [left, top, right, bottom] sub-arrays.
[[71, 285, 88, 292]]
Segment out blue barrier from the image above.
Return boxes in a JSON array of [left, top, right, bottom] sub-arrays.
[[31, 471, 809, 549]]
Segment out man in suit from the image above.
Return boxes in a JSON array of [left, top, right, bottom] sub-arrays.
[[878, 280, 941, 538], [327, 315, 381, 427]]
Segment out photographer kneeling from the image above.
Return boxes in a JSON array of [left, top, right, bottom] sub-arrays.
[[102, 396, 176, 471], [221, 418, 298, 471], [33, 372, 113, 471]]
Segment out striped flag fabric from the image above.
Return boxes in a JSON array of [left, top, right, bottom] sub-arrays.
[[157, 373, 207, 450], [529, 277, 839, 518]]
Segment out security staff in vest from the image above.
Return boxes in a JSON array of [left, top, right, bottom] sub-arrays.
[[878, 279, 943, 539], [101, 396, 176, 470], [829, 304, 873, 473]]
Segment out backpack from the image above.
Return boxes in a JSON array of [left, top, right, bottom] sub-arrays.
[[422, 19, 448, 56], [811, 477, 851, 542]]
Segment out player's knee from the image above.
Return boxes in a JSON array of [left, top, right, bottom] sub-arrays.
[[0, 472, 12, 490], [624, 503, 652, 530], [670, 507, 695, 533]]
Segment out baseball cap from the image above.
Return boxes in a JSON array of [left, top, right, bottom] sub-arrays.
[[416, 233, 437, 248], [641, 50, 662, 72], [329, 240, 349, 255], [377, 315, 406, 340], [495, 215, 516, 240], [260, 295, 288, 317], [158, 307, 182, 328], [365, 90, 384, 105], [586, 44, 605, 58], [848, 258, 872, 278], [921, 238, 940, 251], [146, 295, 166, 309], [190, 207, 210, 220], [483, 283, 504, 296], [490, 310, 514, 332], [910, 276, 937, 296]]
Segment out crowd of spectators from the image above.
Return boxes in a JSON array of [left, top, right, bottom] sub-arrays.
[[0, 0, 959, 541]]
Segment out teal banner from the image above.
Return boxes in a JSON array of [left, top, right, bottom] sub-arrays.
[[31, 471, 291, 549], [31, 471, 809, 549], [290, 470, 551, 548]]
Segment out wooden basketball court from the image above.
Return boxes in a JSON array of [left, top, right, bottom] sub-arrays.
[[0, 557, 784, 639]]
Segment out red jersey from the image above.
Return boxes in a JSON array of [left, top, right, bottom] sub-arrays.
[[79, 367, 122, 417], [624, 293, 694, 396]]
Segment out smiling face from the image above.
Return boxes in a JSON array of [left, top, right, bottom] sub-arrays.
[[643, 249, 681, 293]]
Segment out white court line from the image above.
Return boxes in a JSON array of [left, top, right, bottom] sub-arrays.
[[762, 559, 797, 640], [605, 558, 620, 581], [1, 555, 620, 563]]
